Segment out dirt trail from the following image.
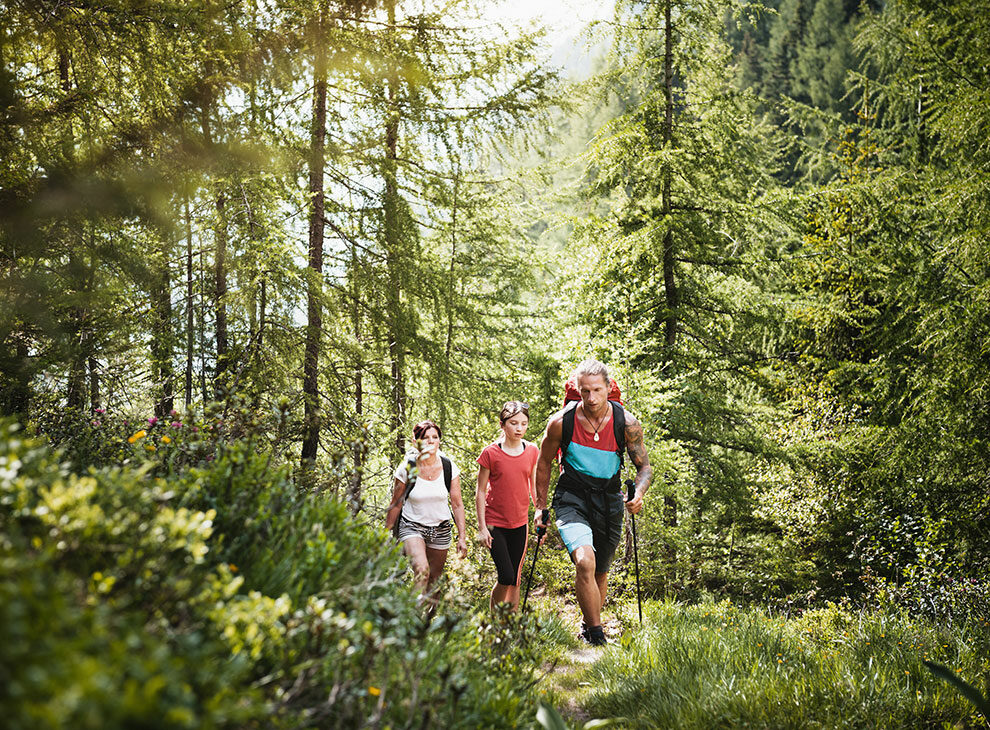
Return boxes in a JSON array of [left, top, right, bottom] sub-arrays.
[[538, 598, 631, 724]]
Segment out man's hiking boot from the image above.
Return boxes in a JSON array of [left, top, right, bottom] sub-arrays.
[[580, 623, 607, 646]]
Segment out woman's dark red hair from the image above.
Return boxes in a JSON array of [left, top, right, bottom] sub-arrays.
[[413, 420, 441, 440]]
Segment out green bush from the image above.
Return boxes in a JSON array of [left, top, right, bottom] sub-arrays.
[[0, 421, 555, 728], [0, 424, 259, 729]]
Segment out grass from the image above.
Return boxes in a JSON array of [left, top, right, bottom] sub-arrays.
[[573, 599, 990, 728]]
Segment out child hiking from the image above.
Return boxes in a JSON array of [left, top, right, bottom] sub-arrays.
[[535, 359, 652, 645], [385, 420, 468, 595], [476, 401, 539, 613]]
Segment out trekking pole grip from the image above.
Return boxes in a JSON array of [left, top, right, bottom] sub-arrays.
[[625, 478, 636, 502], [537, 509, 549, 537]]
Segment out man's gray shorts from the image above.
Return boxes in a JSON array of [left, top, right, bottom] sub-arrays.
[[552, 487, 624, 573]]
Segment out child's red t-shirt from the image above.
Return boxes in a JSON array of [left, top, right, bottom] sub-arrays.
[[477, 441, 539, 529]]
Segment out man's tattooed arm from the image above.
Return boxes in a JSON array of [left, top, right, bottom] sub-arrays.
[[624, 414, 652, 513]]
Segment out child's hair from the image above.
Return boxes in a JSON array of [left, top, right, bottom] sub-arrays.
[[493, 401, 529, 443], [499, 401, 529, 424], [413, 420, 441, 440]]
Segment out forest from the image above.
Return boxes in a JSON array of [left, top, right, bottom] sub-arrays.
[[1, 0, 989, 727]]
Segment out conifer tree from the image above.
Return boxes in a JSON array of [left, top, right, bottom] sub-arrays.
[[326, 0, 556, 461], [566, 0, 792, 589]]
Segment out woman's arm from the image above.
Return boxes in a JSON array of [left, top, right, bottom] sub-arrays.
[[476, 466, 492, 548], [384, 476, 406, 530], [449, 475, 468, 558]]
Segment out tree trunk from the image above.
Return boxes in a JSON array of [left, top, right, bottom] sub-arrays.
[[660, 0, 679, 595], [185, 197, 194, 407], [66, 254, 90, 412], [66, 312, 86, 410], [439, 167, 458, 433], [691, 488, 703, 586], [661, 0, 678, 361], [199, 99, 227, 397], [198, 231, 208, 403], [258, 278, 266, 358], [213, 191, 228, 393], [88, 356, 100, 411], [5, 337, 32, 419], [59, 45, 87, 411], [384, 0, 406, 456], [16, 339, 31, 415], [240, 184, 265, 385], [727, 521, 735, 571], [349, 225, 364, 512], [916, 81, 927, 164], [152, 247, 174, 419], [664, 493, 678, 595], [301, 1, 328, 469]]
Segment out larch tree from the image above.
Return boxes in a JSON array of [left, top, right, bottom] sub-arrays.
[[564, 0, 793, 591]]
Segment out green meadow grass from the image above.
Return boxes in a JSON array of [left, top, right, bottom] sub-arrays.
[[580, 600, 990, 728]]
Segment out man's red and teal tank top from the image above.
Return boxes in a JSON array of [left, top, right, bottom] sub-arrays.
[[559, 401, 625, 491]]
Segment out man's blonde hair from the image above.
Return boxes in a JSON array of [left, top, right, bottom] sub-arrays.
[[573, 359, 610, 385]]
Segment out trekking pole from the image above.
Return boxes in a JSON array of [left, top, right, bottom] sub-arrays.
[[522, 509, 550, 612], [625, 479, 643, 624]]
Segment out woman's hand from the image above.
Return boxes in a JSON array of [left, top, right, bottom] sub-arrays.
[[478, 527, 493, 548], [456, 536, 468, 559]]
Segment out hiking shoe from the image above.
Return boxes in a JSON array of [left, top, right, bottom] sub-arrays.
[[584, 624, 607, 646], [577, 622, 589, 642]]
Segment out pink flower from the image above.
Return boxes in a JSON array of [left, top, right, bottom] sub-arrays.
[[147, 416, 158, 426], [171, 421, 182, 429], [94, 408, 105, 415], [170, 409, 179, 417]]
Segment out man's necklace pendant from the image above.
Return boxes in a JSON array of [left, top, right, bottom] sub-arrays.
[[594, 432, 600, 442]]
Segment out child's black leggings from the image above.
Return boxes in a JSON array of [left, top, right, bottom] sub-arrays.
[[489, 524, 528, 586]]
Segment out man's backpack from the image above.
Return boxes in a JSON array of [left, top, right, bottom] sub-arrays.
[[562, 375, 623, 406]]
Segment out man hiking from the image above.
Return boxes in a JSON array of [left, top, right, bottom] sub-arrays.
[[535, 359, 652, 645]]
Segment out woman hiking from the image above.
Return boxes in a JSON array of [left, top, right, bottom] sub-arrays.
[[476, 401, 539, 612], [385, 420, 468, 595]]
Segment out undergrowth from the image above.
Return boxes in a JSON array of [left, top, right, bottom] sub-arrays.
[[580, 599, 990, 728]]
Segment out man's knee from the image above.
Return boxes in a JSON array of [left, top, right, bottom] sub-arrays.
[[572, 547, 596, 577]]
